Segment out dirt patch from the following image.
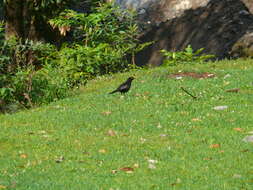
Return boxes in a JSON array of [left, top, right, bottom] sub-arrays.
[[169, 72, 215, 79]]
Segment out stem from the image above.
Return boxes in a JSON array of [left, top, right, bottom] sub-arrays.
[[180, 87, 198, 99]]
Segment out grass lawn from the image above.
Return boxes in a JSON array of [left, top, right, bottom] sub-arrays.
[[0, 59, 253, 189]]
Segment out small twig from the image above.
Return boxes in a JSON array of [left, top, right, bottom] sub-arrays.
[[180, 87, 198, 99]]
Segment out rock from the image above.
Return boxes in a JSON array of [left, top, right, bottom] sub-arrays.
[[213, 106, 228, 110], [230, 32, 253, 58], [242, 135, 253, 143], [115, 0, 253, 66]]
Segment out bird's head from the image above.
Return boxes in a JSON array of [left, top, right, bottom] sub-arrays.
[[128, 76, 135, 81]]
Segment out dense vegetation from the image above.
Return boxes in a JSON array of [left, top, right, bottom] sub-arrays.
[[0, 1, 147, 112]]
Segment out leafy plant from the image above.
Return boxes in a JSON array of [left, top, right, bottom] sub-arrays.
[[0, 36, 67, 111], [0, 1, 151, 112], [160, 45, 215, 66], [49, 2, 150, 86]]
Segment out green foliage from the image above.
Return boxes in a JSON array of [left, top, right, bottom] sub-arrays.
[[0, 2, 150, 111], [49, 2, 149, 87], [0, 21, 4, 33], [50, 3, 138, 46], [160, 45, 215, 66], [0, 36, 68, 111], [58, 43, 125, 86]]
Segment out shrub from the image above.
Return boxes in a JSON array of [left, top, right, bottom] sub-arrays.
[[0, 26, 68, 111], [0, 2, 150, 112], [160, 45, 215, 66], [49, 2, 150, 86]]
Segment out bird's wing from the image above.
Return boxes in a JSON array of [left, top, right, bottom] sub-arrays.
[[118, 83, 128, 91]]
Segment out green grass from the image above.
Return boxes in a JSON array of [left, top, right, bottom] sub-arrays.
[[0, 59, 253, 189]]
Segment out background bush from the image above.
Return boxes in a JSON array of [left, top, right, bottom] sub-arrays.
[[0, 2, 148, 112], [160, 45, 215, 66], [50, 3, 148, 87]]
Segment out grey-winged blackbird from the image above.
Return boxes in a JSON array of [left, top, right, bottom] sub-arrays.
[[109, 77, 135, 94]]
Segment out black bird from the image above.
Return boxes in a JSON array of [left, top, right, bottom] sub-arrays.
[[109, 77, 135, 94]]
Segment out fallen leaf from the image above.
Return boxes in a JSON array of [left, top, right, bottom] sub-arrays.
[[20, 154, 28, 159], [203, 157, 212, 160], [120, 167, 134, 173], [101, 111, 112, 116], [107, 129, 116, 137], [225, 88, 240, 93], [192, 118, 201, 122], [111, 170, 117, 174], [224, 74, 231, 78], [55, 156, 64, 163], [133, 163, 139, 168], [233, 128, 243, 132], [99, 149, 106, 153], [148, 159, 158, 169], [210, 144, 220, 148]]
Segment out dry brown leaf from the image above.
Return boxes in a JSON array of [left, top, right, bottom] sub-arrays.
[[101, 111, 112, 116], [120, 167, 134, 173], [210, 144, 220, 148], [111, 170, 117, 174], [59, 26, 70, 36], [107, 129, 116, 137], [20, 154, 28, 159], [233, 128, 243, 132], [192, 118, 201, 122], [225, 88, 240, 93]]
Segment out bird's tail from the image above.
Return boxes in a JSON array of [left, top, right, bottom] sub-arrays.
[[109, 90, 117, 94]]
